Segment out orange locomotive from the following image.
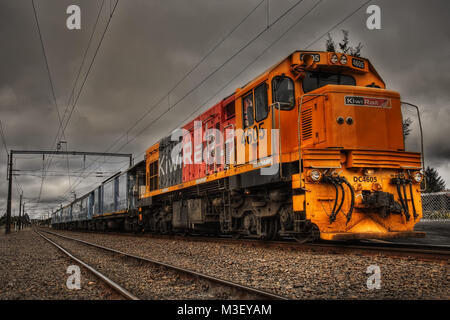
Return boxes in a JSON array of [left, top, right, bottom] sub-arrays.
[[135, 51, 425, 241]]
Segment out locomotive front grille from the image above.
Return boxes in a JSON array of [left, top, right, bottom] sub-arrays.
[[346, 150, 421, 169]]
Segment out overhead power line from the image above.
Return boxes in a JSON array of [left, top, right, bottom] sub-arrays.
[[48, 0, 120, 204], [52, 0, 106, 153], [33, 0, 119, 210], [58, 0, 308, 199], [60, 0, 269, 193], [32, 0, 71, 203], [166, 0, 266, 103], [61, 0, 120, 136], [31, 0, 65, 137], [304, 0, 372, 49], [42, 0, 107, 197]]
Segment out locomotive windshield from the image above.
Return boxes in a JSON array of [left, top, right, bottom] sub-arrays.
[[302, 71, 356, 93]]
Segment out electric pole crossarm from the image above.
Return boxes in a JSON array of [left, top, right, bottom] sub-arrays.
[[11, 150, 132, 158]]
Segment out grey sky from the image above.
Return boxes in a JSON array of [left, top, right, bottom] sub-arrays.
[[1, 0, 449, 218]]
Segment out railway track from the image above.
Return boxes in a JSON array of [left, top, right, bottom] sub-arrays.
[[38, 229, 289, 300], [35, 230, 138, 300], [45, 228, 450, 263], [306, 240, 450, 263]]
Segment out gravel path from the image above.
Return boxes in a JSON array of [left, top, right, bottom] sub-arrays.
[[43, 232, 233, 299], [0, 229, 121, 300], [48, 229, 449, 299]]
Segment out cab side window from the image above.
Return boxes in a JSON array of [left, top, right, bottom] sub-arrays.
[[272, 76, 295, 110], [254, 83, 268, 122], [243, 93, 254, 129]]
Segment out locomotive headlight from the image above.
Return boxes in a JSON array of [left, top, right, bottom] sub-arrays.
[[364, 169, 375, 176], [340, 55, 347, 65], [330, 54, 338, 64], [412, 171, 424, 183], [308, 169, 322, 182]]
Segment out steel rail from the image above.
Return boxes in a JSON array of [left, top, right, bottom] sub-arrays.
[[40, 229, 289, 300], [43, 228, 450, 263], [35, 230, 140, 300], [306, 241, 450, 262]]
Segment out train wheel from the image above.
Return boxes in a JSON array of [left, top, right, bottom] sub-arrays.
[[148, 214, 158, 233], [231, 233, 241, 239], [160, 221, 171, 234], [270, 217, 279, 240], [294, 224, 320, 243], [260, 217, 279, 241], [294, 234, 311, 243]]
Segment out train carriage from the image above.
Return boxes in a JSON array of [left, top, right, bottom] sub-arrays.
[[71, 197, 81, 228], [60, 204, 72, 229], [72, 194, 89, 229], [51, 209, 59, 226], [86, 161, 146, 231]]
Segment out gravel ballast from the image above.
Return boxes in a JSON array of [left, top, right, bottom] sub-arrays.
[[46, 229, 449, 300], [42, 232, 231, 299], [0, 228, 121, 300]]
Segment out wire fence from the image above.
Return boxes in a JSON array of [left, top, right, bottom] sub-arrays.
[[421, 192, 450, 220]]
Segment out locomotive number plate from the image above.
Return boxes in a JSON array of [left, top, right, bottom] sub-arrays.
[[353, 176, 378, 183]]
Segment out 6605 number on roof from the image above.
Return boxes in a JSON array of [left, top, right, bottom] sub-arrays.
[[352, 58, 365, 69]]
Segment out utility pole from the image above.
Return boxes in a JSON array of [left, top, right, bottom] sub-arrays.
[[22, 202, 26, 229], [5, 153, 12, 234], [18, 193, 23, 231]]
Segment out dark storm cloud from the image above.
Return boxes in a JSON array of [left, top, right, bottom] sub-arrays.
[[1, 0, 450, 218]]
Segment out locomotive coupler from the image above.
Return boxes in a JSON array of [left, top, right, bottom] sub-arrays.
[[361, 190, 402, 218]]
